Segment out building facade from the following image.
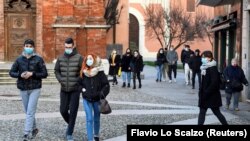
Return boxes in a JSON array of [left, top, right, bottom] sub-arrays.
[[197, 0, 250, 102], [0, 0, 108, 62]]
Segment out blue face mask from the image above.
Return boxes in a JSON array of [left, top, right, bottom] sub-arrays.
[[86, 59, 94, 66], [24, 47, 34, 55], [65, 48, 73, 54], [201, 58, 208, 64]]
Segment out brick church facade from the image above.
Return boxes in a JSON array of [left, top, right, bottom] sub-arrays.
[[0, 0, 108, 62]]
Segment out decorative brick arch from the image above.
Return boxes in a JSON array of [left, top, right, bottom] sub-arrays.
[[129, 7, 157, 60], [129, 7, 145, 56]]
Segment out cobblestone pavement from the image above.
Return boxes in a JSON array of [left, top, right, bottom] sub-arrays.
[[0, 65, 249, 141]]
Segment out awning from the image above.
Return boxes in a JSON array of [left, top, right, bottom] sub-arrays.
[[196, 0, 236, 7], [210, 19, 236, 32]]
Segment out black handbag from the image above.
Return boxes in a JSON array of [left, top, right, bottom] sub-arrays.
[[99, 98, 112, 114], [230, 79, 243, 91]]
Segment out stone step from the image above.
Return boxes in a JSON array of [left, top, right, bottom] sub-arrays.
[[0, 81, 59, 85]]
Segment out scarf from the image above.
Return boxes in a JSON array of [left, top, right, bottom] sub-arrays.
[[200, 60, 217, 75], [83, 57, 104, 77]]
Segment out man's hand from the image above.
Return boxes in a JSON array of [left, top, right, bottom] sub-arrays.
[[22, 71, 33, 79]]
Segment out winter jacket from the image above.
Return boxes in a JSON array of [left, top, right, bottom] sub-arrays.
[[130, 55, 144, 73], [54, 48, 83, 92], [181, 49, 194, 64], [188, 55, 202, 72], [199, 66, 222, 108], [108, 54, 121, 75], [9, 54, 48, 90], [223, 65, 248, 93], [80, 58, 110, 102], [121, 53, 132, 72], [166, 50, 178, 65], [155, 53, 166, 66]]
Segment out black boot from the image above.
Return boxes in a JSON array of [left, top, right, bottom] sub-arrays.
[[122, 82, 126, 88], [139, 84, 142, 88], [127, 83, 130, 88], [133, 85, 136, 89]]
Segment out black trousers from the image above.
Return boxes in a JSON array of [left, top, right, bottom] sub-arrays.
[[198, 107, 228, 125], [60, 90, 80, 135], [133, 72, 141, 87], [192, 70, 201, 88], [168, 64, 177, 80]]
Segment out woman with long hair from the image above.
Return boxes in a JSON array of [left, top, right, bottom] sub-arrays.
[[80, 54, 110, 141]]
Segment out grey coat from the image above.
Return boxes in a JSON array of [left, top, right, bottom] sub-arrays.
[[167, 50, 178, 65]]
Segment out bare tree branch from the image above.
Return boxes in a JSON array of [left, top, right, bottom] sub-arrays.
[[145, 5, 213, 51]]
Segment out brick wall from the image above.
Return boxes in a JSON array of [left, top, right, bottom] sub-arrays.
[[41, 0, 107, 62], [0, 0, 4, 61]]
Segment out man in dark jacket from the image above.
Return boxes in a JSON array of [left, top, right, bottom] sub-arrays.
[[189, 49, 202, 89], [54, 38, 83, 141], [181, 45, 194, 85], [9, 39, 48, 141]]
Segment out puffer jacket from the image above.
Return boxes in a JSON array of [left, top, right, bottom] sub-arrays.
[[9, 53, 48, 90], [80, 57, 110, 102], [54, 48, 83, 92]]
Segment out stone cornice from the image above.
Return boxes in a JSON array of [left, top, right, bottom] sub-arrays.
[[52, 24, 111, 29]]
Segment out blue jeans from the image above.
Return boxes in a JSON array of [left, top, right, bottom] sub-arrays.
[[83, 99, 100, 141], [226, 92, 241, 109], [20, 89, 41, 135], [156, 64, 163, 80], [122, 71, 131, 84]]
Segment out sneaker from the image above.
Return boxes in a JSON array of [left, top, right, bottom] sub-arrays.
[[94, 136, 99, 141], [169, 80, 172, 83], [186, 82, 189, 85], [173, 79, 176, 82], [31, 128, 39, 138], [66, 135, 74, 141]]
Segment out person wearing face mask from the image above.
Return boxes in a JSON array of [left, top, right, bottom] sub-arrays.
[[108, 49, 121, 85], [155, 48, 166, 82], [188, 49, 202, 89], [181, 45, 194, 85], [121, 48, 133, 88], [198, 51, 228, 125], [9, 39, 48, 141], [54, 37, 83, 141], [130, 50, 144, 89], [223, 58, 248, 111], [166, 46, 178, 83], [80, 54, 110, 141]]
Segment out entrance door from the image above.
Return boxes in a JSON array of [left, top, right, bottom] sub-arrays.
[[6, 13, 35, 61], [4, 0, 36, 61], [129, 14, 139, 51]]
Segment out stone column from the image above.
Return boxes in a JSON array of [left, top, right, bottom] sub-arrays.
[[0, 0, 4, 61], [241, 0, 250, 102]]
